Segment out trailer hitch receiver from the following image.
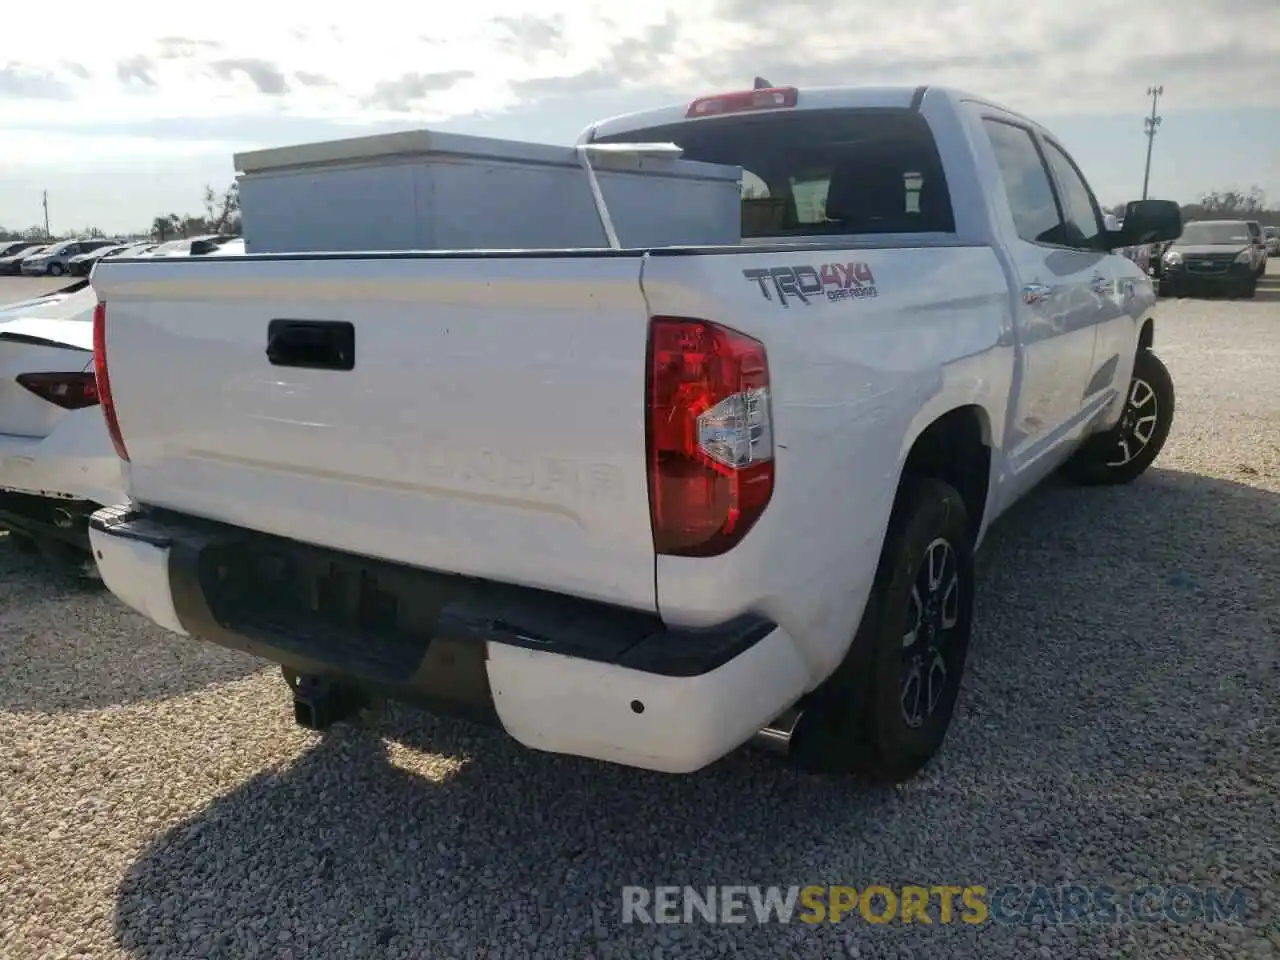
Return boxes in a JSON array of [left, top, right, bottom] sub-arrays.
[[292, 674, 374, 730]]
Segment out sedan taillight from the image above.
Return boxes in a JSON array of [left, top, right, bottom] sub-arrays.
[[16, 372, 100, 410]]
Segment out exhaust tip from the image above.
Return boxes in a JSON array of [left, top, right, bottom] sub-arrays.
[[750, 706, 804, 756]]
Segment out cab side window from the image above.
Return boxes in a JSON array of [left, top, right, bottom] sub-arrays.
[[982, 119, 1066, 247], [1041, 140, 1105, 250]]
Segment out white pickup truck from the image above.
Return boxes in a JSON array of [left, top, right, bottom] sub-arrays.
[[87, 84, 1182, 783]]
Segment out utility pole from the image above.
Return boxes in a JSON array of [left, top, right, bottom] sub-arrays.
[[1141, 86, 1163, 201], [42, 191, 50, 238]]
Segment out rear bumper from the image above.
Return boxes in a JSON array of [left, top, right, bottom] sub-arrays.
[[88, 506, 811, 773], [0, 416, 124, 507]]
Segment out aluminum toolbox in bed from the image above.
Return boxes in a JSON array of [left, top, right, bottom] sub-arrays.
[[233, 128, 743, 254]]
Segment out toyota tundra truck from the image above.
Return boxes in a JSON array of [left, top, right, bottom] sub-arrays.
[[86, 85, 1183, 782]]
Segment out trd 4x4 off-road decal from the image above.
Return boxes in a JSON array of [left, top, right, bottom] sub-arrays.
[[743, 262, 878, 308]]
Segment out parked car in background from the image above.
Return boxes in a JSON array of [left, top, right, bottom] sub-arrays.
[[139, 239, 188, 258], [189, 234, 239, 255], [1160, 220, 1264, 299], [0, 244, 51, 276], [67, 243, 128, 276], [67, 242, 157, 276], [1244, 221, 1269, 274], [1265, 226, 1280, 256], [144, 234, 239, 258], [205, 237, 245, 255], [0, 240, 43, 261], [0, 280, 119, 574], [20, 238, 119, 277]]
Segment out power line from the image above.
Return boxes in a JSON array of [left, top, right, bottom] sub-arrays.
[[1141, 86, 1163, 201]]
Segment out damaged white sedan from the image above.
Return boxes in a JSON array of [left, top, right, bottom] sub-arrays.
[[0, 280, 121, 573]]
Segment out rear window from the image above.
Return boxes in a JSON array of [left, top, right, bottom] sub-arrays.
[[594, 108, 954, 238]]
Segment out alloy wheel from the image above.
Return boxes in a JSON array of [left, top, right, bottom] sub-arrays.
[[1106, 377, 1159, 467], [900, 537, 961, 729]]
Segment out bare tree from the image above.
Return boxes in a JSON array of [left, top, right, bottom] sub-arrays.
[[1182, 186, 1270, 221], [202, 183, 241, 234], [180, 214, 208, 237]]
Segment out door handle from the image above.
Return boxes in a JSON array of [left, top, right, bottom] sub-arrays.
[[266, 319, 356, 371], [1022, 282, 1052, 305]]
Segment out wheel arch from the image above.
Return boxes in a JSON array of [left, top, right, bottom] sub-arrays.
[[1138, 317, 1154, 352], [897, 404, 994, 542]]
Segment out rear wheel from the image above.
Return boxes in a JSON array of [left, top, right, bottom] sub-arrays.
[[789, 478, 975, 783], [1062, 349, 1174, 486]]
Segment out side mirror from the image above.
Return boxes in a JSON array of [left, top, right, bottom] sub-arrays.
[[1111, 199, 1183, 247]]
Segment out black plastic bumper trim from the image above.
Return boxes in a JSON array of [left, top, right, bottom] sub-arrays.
[[89, 508, 776, 698]]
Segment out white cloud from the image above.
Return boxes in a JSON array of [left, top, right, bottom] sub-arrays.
[[3, 0, 1275, 133], [2, 0, 1278, 230], [1, 1, 694, 130]]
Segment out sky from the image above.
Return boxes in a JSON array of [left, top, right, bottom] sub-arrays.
[[2, 0, 1279, 235]]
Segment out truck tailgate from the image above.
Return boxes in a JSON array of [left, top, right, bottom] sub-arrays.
[[91, 255, 658, 611]]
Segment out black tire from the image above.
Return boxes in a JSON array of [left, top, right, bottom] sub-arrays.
[[1238, 279, 1257, 300], [47, 263, 64, 277], [788, 478, 975, 783], [1062, 349, 1174, 486]]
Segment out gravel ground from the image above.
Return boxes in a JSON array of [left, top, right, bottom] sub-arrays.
[[1, 270, 1278, 959]]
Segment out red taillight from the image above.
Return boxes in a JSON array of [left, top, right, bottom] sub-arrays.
[[646, 317, 774, 557], [92, 300, 129, 462], [16, 372, 99, 409], [685, 86, 799, 119]]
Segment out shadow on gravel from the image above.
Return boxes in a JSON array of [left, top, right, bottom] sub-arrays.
[[113, 467, 1278, 959], [0, 533, 262, 713]]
